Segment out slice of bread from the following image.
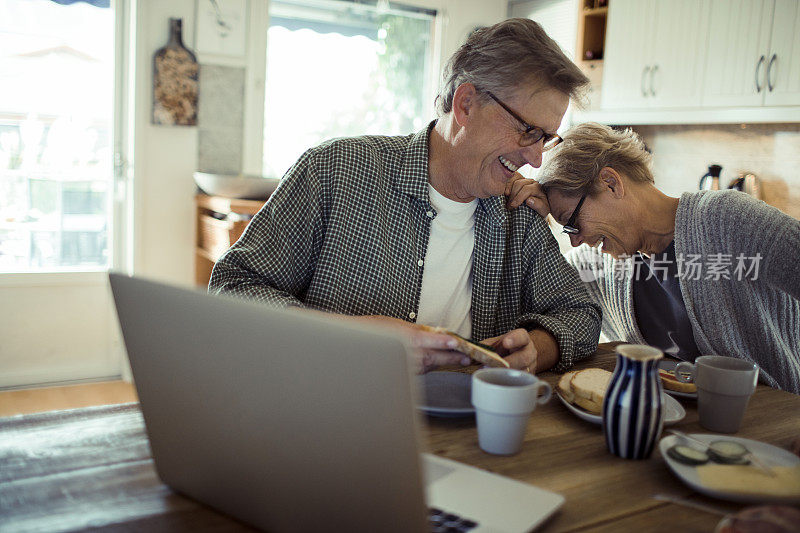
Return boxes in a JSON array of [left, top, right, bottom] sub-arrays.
[[557, 368, 611, 415], [659, 370, 697, 393], [557, 371, 577, 403], [417, 325, 509, 368], [571, 368, 612, 405], [573, 395, 603, 414]]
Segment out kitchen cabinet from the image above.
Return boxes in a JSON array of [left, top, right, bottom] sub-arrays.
[[599, 0, 652, 109], [703, 0, 774, 107], [601, 0, 709, 110], [576, 0, 800, 124], [763, 0, 800, 106], [704, 0, 800, 108]]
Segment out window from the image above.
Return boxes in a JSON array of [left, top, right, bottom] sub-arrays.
[[0, 0, 115, 272], [263, 0, 436, 178]]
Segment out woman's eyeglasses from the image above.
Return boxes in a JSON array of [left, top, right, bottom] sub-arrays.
[[562, 193, 587, 235]]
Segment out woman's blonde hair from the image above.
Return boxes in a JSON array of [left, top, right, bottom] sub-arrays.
[[537, 122, 653, 195]]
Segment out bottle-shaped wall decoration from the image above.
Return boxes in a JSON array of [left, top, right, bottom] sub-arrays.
[[152, 18, 199, 126]]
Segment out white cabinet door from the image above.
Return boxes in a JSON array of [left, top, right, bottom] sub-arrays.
[[601, 0, 655, 109], [649, 0, 711, 108], [764, 0, 800, 106], [702, 0, 774, 107]]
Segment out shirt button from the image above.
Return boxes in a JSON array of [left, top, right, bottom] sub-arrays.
[[409, 312, 416, 319], [417, 259, 424, 267], [426, 210, 434, 218]]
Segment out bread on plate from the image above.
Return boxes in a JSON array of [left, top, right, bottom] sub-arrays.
[[658, 369, 697, 394], [558, 368, 613, 415]]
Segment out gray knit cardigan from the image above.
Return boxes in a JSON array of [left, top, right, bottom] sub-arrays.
[[565, 190, 800, 394]]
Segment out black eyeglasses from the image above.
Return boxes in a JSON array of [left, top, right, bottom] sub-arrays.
[[485, 91, 563, 150], [562, 193, 587, 235]]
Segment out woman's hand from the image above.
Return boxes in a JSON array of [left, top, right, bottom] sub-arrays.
[[504, 172, 551, 219], [480, 329, 539, 373]]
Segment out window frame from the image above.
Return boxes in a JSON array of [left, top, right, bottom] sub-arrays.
[[0, 0, 134, 285]]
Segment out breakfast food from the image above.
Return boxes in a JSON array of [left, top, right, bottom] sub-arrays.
[[707, 440, 750, 464], [557, 371, 577, 403], [557, 368, 613, 414], [666, 440, 751, 467], [417, 326, 509, 368], [697, 464, 800, 499], [658, 369, 697, 394], [666, 445, 710, 465]]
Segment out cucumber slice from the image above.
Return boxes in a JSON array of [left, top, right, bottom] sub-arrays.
[[708, 440, 749, 464], [667, 444, 709, 465]]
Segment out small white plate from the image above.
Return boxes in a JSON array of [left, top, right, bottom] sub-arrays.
[[416, 371, 475, 418], [659, 434, 800, 504], [658, 359, 698, 400], [556, 391, 685, 426]]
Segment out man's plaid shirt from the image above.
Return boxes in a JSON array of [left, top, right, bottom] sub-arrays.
[[209, 123, 601, 371]]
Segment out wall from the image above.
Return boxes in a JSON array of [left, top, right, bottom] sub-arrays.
[[633, 123, 800, 219], [132, 0, 198, 286]]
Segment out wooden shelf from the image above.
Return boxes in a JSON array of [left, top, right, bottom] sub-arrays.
[[583, 6, 608, 16], [195, 194, 265, 216], [194, 194, 269, 287], [576, 0, 608, 107]]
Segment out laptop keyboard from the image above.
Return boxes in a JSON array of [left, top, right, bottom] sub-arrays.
[[428, 507, 478, 532]]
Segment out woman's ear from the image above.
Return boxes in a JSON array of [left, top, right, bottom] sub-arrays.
[[452, 83, 478, 127], [599, 167, 625, 199]]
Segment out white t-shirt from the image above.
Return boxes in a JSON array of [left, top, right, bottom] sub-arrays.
[[415, 184, 478, 338]]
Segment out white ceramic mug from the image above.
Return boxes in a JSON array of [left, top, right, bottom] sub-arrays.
[[675, 355, 759, 433], [471, 368, 552, 455]]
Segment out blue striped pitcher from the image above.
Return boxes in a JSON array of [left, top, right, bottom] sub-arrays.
[[603, 344, 664, 459]]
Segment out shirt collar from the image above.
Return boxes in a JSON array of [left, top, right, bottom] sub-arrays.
[[394, 121, 434, 201], [396, 119, 508, 226]]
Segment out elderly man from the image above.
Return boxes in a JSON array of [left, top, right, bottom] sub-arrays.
[[210, 18, 601, 374]]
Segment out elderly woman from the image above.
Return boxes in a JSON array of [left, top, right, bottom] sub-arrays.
[[507, 122, 800, 393]]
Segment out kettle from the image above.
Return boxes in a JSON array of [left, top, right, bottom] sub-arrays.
[[728, 172, 762, 200], [699, 164, 723, 191]]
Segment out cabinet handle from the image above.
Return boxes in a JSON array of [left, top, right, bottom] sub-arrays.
[[641, 66, 650, 97], [755, 55, 765, 92], [650, 65, 658, 97], [767, 54, 777, 92]]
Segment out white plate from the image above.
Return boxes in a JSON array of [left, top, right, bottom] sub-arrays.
[[556, 391, 685, 426], [658, 359, 698, 400], [659, 434, 800, 505], [416, 371, 474, 418]]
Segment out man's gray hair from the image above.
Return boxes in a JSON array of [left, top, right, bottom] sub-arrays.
[[436, 18, 589, 115], [538, 122, 654, 195]]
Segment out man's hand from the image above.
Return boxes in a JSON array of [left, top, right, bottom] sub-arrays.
[[481, 328, 539, 373], [356, 316, 470, 374], [504, 173, 551, 219]]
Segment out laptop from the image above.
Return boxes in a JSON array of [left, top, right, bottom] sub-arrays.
[[109, 273, 564, 532]]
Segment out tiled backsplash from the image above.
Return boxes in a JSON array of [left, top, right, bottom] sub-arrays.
[[197, 64, 245, 175], [632, 123, 800, 219]]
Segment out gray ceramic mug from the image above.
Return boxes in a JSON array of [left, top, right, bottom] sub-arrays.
[[471, 369, 552, 455], [675, 356, 759, 433]]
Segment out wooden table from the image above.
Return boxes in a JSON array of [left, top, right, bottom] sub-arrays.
[[2, 345, 798, 532]]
